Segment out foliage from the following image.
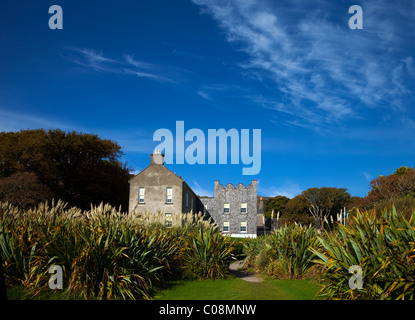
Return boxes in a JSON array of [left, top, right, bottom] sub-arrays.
[[244, 224, 321, 279], [0, 201, 233, 300], [394, 166, 414, 175], [183, 225, 234, 279], [361, 166, 415, 217], [263, 196, 290, 218], [0, 172, 53, 210], [301, 187, 351, 229], [0, 129, 131, 210], [229, 238, 250, 260], [311, 207, 415, 300], [281, 195, 314, 226], [278, 212, 315, 227], [284, 194, 309, 216]]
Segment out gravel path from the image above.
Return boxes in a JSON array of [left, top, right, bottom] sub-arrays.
[[229, 260, 263, 283]]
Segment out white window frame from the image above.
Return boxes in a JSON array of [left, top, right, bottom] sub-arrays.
[[223, 221, 229, 233], [166, 187, 173, 204], [240, 203, 247, 214], [240, 221, 247, 233], [138, 187, 145, 203], [223, 203, 230, 214]]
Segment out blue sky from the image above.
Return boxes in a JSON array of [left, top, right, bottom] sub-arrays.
[[1, 0, 415, 198]]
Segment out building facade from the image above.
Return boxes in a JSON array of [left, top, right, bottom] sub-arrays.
[[128, 152, 200, 221], [200, 180, 258, 238], [129, 152, 260, 237]]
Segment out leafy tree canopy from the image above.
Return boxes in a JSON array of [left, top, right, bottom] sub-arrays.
[[301, 187, 351, 229], [360, 166, 415, 217], [263, 195, 290, 218], [0, 129, 131, 210]]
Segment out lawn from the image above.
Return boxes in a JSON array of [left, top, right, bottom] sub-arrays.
[[7, 286, 88, 300], [7, 276, 321, 300], [152, 275, 321, 300]]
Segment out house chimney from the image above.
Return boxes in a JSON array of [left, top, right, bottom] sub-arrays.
[[151, 150, 164, 165]]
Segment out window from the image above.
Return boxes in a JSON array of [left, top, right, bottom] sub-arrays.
[[165, 213, 172, 228], [191, 197, 193, 211], [223, 221, 229, 232], [138, 187, 145, 203], [186, 192, 189, 207], [166, 187, 172, 203], [240, 203, 247, 214], [240, 221, 247, 233], [223, 203, 230, 214]]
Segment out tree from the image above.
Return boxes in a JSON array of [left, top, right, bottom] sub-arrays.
[[280, 194, 314, 226], [0, 129, 131, 210], [263, 195, 290, 218], [301, 187, 351, 229], [0, 172, 53, 209], [360, 166, 415, 217]]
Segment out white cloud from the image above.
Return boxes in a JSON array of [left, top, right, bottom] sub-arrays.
[[191, 0, 415, 130], [191, 180, 213, 197], [62, 47, 175, 83], [363, 172, 372, 183], [258, 180, 302, 199]]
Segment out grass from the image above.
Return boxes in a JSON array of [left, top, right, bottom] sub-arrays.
[[7, 286, 89, 300], [7, 276, 320, 300], [152, 275, 320, 300]]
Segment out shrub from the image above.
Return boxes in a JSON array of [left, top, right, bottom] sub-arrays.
[[311, 207, 415, 300], [244, 224, 321, 279], [0, 201, 229, 299], [183, 225, 234, 279]]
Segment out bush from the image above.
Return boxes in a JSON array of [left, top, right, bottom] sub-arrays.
[[0, 201, 231, 299], [372, 197, 415, 219], [311, 207, 415, 300], [278, 212, 315, 227], [244, 224, 321, 279], [183, 225, 234, 279]]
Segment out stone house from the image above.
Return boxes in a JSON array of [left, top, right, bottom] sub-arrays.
[[129, 152, 260, 237], [128, 152, 201, 224], [200, 181, 258, 238]]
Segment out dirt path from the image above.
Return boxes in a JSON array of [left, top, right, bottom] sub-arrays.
[[229, 260, 263, 283]]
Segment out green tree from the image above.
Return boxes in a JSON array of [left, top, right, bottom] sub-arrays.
[[301, 187, 351, 229], [281, 194, 314, 226], [0, 129, 131, 210], [393, 166, 413, 175], [264, 195, 290, 218]]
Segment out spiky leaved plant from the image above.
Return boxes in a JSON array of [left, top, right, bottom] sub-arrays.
[[243, 223, 320, 279], [183, 224, 234, 279], [311, 207, 415, 300]]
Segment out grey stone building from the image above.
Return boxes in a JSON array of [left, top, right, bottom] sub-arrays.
[[200, 181, 258, 238], [129, 152, 260, 237]]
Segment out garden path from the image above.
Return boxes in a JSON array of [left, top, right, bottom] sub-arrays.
[[229, 261, 263, 283]]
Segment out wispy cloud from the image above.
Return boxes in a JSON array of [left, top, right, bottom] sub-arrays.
[[258, 180, 302, 199], [62, 47, 177, 83], [192, 0, 415, 131], [196, 83, 246, 101], [363, 172, 372, 183], [191, 180, 213, 197]]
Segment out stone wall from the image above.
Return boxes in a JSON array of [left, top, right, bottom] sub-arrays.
[[201, 180, 258, 237]]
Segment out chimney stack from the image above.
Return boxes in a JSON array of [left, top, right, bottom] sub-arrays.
[[151, 150, 164, 165]]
